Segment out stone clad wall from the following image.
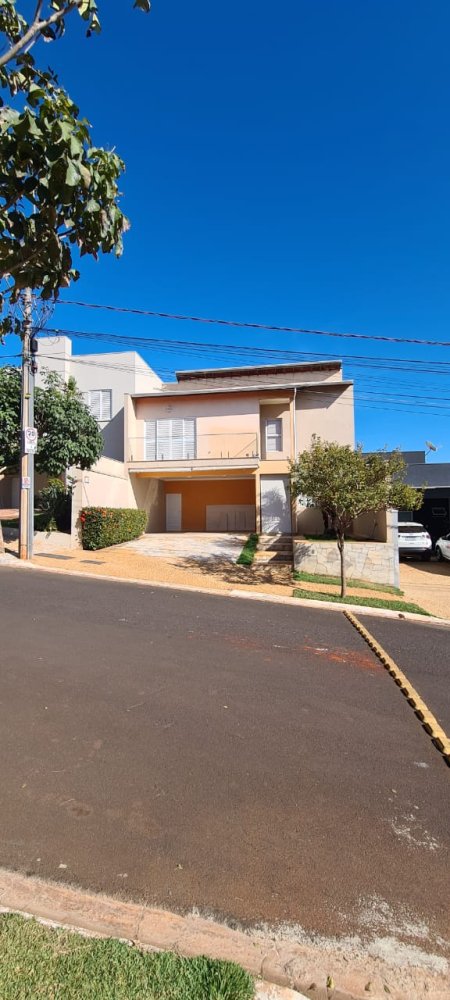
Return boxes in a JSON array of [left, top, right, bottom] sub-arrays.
[[293, 539, 399, 587]]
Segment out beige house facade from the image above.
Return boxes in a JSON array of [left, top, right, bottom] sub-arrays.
[[125, 360, 355, 534]]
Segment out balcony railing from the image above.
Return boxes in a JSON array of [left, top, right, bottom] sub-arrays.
[[127, 432, 259, 464]]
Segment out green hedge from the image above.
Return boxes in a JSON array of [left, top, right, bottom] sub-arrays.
[[80, 507, 147, 550]]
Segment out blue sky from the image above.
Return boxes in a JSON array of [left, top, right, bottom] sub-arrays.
[[2, 0, 450, 458]]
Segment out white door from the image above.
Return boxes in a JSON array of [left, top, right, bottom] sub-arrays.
[[166, 493, 182, 531], [260, 476, 291, 533]]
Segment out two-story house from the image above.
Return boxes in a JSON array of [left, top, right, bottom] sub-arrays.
[[125, 360, 355, 534]]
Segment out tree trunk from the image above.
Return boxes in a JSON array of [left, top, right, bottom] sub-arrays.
[[337, 532, 346, 598]]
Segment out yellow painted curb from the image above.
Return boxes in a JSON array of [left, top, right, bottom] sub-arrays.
[[344, 611, 450, 764]]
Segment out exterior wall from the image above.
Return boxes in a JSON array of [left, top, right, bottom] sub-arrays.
[[71, 456, 135, 545], [294, 508, 399, 587], [165, 478, 255, 531], [295, 384, 355, 454], [130, 477, 165, 532], [294, 538, 399, 587], [38, 338, 160, 462], [130, 392, 261, 464], [260, 403, 291, 461]]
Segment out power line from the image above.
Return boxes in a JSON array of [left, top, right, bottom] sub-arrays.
[[35, 352, 450, 418], [57, 300, 450, 348], [38, 327, 450, 374]]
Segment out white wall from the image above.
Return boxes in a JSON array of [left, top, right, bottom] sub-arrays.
[[37, 338, 161, 461], [70, 457, 135, 544]]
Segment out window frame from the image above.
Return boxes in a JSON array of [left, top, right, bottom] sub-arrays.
[[83, 389, 112, 422], [144, 417, 197, 461], [265, 416, 282, 454]]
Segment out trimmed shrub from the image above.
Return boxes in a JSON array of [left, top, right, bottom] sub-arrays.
[[80, 507, 147, 550]]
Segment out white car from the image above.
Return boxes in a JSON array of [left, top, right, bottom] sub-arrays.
[[397, 522, 432, 561], [435, 533, 450, 562]]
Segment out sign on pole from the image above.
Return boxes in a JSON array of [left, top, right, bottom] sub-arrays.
[[21, 476, 31, 489], [24, 427, 38, 454]]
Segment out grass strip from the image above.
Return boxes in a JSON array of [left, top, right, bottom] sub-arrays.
[[293, 570, 404, 596], [293, 587, 430, 615], [236, 533, 259, 566], [0, 913, 254, 1000]]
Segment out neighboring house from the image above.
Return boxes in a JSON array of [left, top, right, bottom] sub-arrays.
[[0, 335, 158, 509], [397, 451, 450, 543], [36, 336, 159, 461], [125, 360, 355, 534]]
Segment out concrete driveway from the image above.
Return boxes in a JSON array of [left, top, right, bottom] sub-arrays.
[[400, 559, 450, 618], [124, 532, 247, 563]]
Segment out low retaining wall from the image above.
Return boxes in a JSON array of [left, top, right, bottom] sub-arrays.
[[293, 538, 399, 587]]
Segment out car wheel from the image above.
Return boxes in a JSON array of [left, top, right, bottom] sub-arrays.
[[435, 547, 443, 561]]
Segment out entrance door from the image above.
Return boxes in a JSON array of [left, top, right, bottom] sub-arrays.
[[166, 493, 182, 531], [260, 476, 291, 533]]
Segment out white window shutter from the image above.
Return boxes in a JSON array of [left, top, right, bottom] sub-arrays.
[[266, 418, 282, 452], [100, 390, 112, 421], [89, 390, 102, 422], [145, 420, 156, 460], [183, 418, 196, 459], [157, 418, 171, 460]]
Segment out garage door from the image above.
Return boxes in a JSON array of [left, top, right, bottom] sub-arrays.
[[260, 476, 291, 533]]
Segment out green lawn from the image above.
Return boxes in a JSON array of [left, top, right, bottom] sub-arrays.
[[293, 570, 404, 596], [293, 587, 430, 615], [236, 533, 259, 566], [0, 913, 254, 1000]]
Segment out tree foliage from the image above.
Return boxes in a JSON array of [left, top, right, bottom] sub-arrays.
[[0, 0, 151, 329], [290, 438, 423, 597], [0, 365, 103, 474]]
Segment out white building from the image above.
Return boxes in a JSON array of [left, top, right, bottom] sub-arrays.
[[36, 336, 160, 461]]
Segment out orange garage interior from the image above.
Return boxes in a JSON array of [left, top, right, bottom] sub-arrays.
[[164, 478, 255, 531]]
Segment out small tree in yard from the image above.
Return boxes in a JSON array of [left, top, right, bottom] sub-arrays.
[[290, 438, 423, 598]]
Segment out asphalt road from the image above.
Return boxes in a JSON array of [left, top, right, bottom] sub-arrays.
[[0, 567, 449, 953], [359, 615, 450, 732]]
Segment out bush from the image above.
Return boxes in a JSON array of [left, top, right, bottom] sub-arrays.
[[38, 477, 74, 533], [80, 507, 147, 550]]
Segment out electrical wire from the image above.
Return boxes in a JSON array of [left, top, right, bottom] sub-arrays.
[[57, 300, 450, 348]]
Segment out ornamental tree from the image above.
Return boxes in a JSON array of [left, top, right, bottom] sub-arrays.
[[290, 438, 423, 598], [0, 0, 151, 323], [0, 365, 103, 473]]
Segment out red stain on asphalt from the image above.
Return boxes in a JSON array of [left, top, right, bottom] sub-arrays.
[[187, 631, 380, 671], [303, 645, 381, 672]]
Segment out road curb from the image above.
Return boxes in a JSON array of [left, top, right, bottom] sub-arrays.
[[344, 611, 450, 763], [0, 868, 415, 1000], [4, 557, 450, 628]]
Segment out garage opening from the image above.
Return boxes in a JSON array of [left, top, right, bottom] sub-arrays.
[[164, 478, 256, 532]]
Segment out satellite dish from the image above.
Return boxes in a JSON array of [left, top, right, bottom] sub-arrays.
[[425, 441, 437, 452]]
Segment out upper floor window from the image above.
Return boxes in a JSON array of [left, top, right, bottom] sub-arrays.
[[265, 417, 282, 453], [145, 417, 196, 461], [83, 389, 112, 422]]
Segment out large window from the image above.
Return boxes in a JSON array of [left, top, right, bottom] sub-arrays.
[[265, 417, 282, 453], [145, 418, 196, 461], [83, 389, 112, 422]]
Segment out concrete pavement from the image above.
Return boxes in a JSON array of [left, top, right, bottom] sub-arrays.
[[0, 567, 448, 974]]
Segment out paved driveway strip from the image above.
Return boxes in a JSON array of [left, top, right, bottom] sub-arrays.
[[358, 616, 450, 733], [0, 568, 448, 956]]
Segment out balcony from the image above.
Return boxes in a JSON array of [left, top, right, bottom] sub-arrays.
[[127, 432, 260, 472]]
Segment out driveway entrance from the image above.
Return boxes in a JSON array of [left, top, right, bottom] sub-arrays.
[[125, 532, 247, 562]]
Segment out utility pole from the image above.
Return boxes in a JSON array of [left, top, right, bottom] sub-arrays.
[[19, 288, 33, 560]]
